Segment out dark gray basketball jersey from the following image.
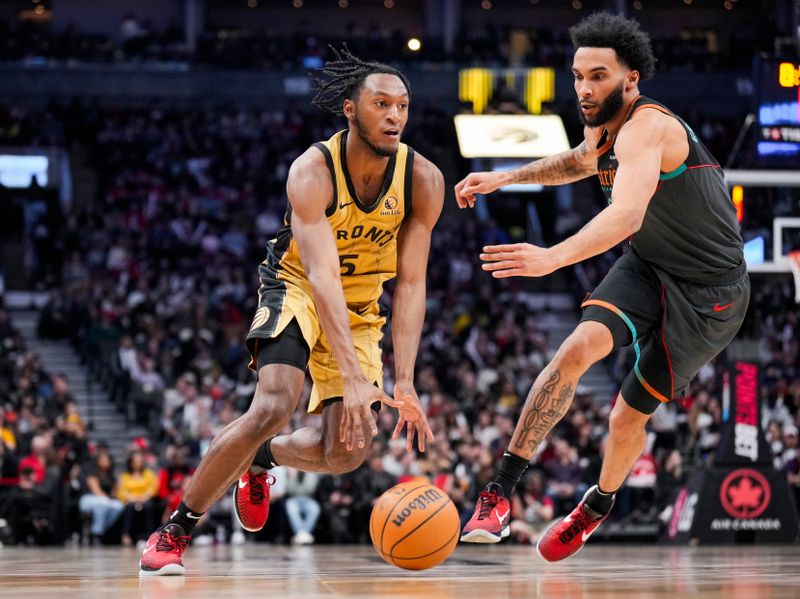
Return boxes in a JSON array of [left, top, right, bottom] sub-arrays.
[[595, 96, 743, 283]]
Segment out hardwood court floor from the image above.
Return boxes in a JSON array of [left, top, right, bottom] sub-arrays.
[[0, 544, 798, 599]]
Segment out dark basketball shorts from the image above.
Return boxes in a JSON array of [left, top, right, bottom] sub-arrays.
[[580, 249, 750, 415]]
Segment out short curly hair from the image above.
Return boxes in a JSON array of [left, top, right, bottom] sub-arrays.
[[569, 12, 656, 81]]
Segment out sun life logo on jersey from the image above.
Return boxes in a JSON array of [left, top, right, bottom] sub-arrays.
[[381, 195, 401, 216]]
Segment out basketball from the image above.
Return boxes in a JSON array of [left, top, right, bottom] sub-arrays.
[[369, 481, 460, 570]]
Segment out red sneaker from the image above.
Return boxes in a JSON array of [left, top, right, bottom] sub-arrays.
[[139, 525, 191, 576], [536, 485, 612, 562], [460, 483, 511, 543], [233, 469, 275, 532]]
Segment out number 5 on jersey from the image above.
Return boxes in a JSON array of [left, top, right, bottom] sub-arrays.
[[340, 254, 358, 276]]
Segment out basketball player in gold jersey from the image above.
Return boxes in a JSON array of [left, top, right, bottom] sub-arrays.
[[140, 47, 444, 576]]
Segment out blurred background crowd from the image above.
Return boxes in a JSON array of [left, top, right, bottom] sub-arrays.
[[0, 0, 798, 547]]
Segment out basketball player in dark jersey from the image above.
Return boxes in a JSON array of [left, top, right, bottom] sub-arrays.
[[140, 48, 444, 575], [456, 13, 749, 561]]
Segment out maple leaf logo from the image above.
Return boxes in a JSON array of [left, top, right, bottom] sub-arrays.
[[727, 476, 763, 510], [719, 468, 771, 519]]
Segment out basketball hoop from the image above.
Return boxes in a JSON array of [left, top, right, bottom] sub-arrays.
[[789, 251, 800, 304]]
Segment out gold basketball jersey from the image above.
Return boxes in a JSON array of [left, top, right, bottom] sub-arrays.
[[262, 130, 413, 308]]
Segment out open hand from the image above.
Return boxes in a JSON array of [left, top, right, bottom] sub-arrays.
[[340, 379, 403, 451], [391, 380, 434, 452], [480, 243, 561, 278]]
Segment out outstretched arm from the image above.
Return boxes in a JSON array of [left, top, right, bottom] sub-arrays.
[[455, 138, 598, 208], [480, 114, 664, 278]]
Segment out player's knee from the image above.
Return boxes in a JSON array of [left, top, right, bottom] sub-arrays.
[[244, 386, 294, 439], [323, 444, 367, 475], [609, 401, 649, 436], [554, 323, 613, 372]]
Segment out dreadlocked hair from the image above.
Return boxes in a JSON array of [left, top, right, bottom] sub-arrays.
[[310, 45, 411, 116]]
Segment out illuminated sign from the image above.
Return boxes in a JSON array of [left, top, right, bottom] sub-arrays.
[[0, 154, 48, 188], [778, 62, 800, 88], [458, 67, 555, 114], [454, 114, 570, 158], [757, 60, 800, 159], [759, 125, 800, 143], [731, 185, 743, 222]]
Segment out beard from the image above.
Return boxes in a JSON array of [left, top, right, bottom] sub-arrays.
[[353, 112, 398, 157], [578, 82, 625, 128]]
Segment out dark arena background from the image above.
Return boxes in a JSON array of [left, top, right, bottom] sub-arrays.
[[0, 1, 798, 597]]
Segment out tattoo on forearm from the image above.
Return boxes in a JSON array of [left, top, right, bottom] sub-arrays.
[[513, 369, 576, 456], [509, 142, 595, 185]]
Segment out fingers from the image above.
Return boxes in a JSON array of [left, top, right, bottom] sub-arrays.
[[365, 406, 378, 438], [480, 251, 517, 262], [455, 190, 476, 209], [454, 180, 467, 209], [422, 422, 434, 451], [350, 409, 362, 451], [341, 407, 351, 449], [415, 424, 425, 452], [392, 416, 406, 441], [379, 391, 405, 409], [483, 244, 521, 253], [490, 267, 525, 278], [481, 260, 520, 272], [455, 176, 482, 210], [405, 424, 414, 453]]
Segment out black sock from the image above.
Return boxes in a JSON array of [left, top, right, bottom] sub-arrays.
[[166, 500, 204, 535], [252, 435, 279, 471], [584, 485, 617, 516], [493, 451, 530, 497]]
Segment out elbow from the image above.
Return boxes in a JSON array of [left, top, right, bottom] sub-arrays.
[[627, 210, 645, 235], [307, 267, 340, 291], [397, 276, 425, 293]]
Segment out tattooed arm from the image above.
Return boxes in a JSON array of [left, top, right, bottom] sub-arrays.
[[454, 140, 598, 208], [508, 141, 597, 185]]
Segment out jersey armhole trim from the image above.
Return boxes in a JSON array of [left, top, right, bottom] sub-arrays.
[[658, 163, 687, 181], [404, 147, 415, 220], [313, 142, 338, 217]]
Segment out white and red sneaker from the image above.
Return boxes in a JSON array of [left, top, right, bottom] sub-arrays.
[[460, 482, 512, 543], [139, 525, 191, 576], [233, 469, 275, 532], [536, 485, 613, 562]]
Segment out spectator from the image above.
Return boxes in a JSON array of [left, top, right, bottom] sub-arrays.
[[316, 471, 357, 544], [655, 449, 687, 513], [18, 434, 50, 485], [542, 438, 586, 514], [6, 466, 54, 544], [285, 469, 321, 545], [0, 408, 16, 452], [509, 470, 554, 544], [353, 452, 396, 532], [78, 451, 123, 542], [156, 443, 194, 523], [117, 449, 159, 546]]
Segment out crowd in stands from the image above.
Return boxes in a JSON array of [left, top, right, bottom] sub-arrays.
[[0, 15, 768, 72], [0, 85, 797, 546]]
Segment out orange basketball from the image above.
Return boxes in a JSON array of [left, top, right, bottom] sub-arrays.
[[369, 481, 460, 570]]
